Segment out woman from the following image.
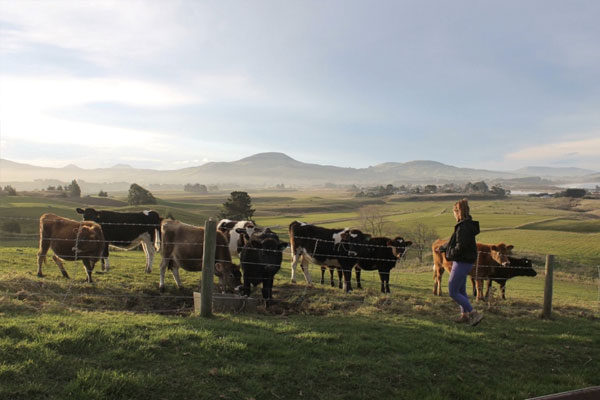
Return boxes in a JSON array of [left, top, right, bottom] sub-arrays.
[[437, 199, 484, 326]]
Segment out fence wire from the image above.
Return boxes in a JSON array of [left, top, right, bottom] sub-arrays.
[[1, 216, 598, 314]]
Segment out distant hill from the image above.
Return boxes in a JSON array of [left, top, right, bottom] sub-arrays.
[[1, 153, 598, 188]]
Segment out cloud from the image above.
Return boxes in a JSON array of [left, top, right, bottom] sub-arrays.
[[505, 136, 600, 168], [0, 1, 188, 67]]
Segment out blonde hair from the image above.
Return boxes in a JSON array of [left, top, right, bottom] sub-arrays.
[[453, 198, 471, 221]]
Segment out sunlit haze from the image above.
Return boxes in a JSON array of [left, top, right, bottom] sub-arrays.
[[1, 0, 599, 171]]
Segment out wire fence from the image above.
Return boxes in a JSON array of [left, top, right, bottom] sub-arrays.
[[1, 216, 599, 314]]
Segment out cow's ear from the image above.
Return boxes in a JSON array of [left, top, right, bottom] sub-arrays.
[[491, 245, 498, 251], [278, 242, 288, 251], [235, 228, 246, 234], [507, 245, 514, 251], [76, 208, 84, 214], [214, 263, 224, 275]]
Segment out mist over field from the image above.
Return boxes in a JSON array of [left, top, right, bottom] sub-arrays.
[[1, 152, 598, 191]]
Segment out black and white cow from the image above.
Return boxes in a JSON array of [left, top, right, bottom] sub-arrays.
[[238, 228, 288, 300], [288, 221, 370, 292], [355, 236, 412, 293], [76, 208, 161, 273], [217, 219, 257, 257]]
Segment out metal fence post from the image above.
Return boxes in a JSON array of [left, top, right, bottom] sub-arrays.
[[200, 219, 217, 318], [542, 254, 554, 319]]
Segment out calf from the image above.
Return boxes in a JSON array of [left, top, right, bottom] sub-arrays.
[[217, 219, 257, 257], [289, 221, 370, 292], [473, 256, 537, 299], [238, 228, 288, 299], [37, 213, 105, 283], [355, 236, 413, 293], [432, 240, 513, 300], [159, 219, 242, 292], [76, 208, 161, 273]]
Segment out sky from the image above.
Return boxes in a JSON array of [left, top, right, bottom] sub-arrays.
[[1, 0, 599, 172]]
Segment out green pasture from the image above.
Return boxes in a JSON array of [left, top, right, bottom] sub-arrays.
[[1, 244, 599, 400], [2, 193, 600, 272]]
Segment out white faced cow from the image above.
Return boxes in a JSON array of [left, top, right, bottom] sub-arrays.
[[76, 208, 161, 273], [217, 219, 257, 257]]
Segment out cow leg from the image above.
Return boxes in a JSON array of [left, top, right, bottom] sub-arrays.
[[499, 281, 506, 300], [342, 268, 353, 293], [379, 271, 390, 293], [51, 255, 70, 279], [242, 269, 252, 297], [262, 278, 274, 300], [159, 257, 170, 292], [320, 266, 326, 285], [355, 267, 362, 289], [290, 250, 301, 283], [336, 268, 343, 289], [170, 266, 183, 289], [330, 268, 336, 287], [471, 277, 478, 297], [433, 265, 443, 296], [101, 243, 110, 272], [484, 279, 492, 298], [37, 238, 51, 277], [82, 259, 94, 283], [140, 234, 155, 274], [300, 259, 313, 285], [476, 279, 484, 301]]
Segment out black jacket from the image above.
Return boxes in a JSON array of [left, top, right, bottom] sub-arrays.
[[443, 218, 480, 263]]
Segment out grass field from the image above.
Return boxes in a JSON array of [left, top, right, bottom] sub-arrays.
[[1, 191, 599, 399]]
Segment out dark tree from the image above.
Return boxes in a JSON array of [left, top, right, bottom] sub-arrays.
[[98, 190, 108, 197], [68, 180, 81, 198], [128, 183, 157, 205], [2, 185, 17, 196], [220, 191, 255, 220], [184, 183, 208, 193]]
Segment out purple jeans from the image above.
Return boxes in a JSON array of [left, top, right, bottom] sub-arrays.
[[449, 261, 474, 313]]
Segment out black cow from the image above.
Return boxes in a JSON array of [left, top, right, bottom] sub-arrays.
[[238, 228, 288, 300], [289, 221, 370, 292], [472, 255, 537, 299], [76, 208, 161, 273], [355, 236, 412, 293]]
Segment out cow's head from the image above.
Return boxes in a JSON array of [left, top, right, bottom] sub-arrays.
[[338, 229, 371, 257], [71, 225, 102, 255], [387, 236, 413, 260], [509, 256, 537, 277], [76, 207, 101, 222], [489, 243, 513, 267], [214, 262, 243, 293], [240, 228, 287, 274]]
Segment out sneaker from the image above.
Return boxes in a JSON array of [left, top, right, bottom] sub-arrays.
[[469, 311, 484, 326], [454, 314, 469, 323]]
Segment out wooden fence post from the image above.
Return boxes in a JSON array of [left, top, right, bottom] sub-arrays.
[[542, 254, 554, 319], [200, 219, 217, 318]]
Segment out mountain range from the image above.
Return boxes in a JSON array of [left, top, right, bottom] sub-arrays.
[[1, 153, 598, 189]]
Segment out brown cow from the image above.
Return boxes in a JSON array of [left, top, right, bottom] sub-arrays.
[[37, 213, 105, 283], [158, 219, 242, 292], [432, 239, 513, 299]]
